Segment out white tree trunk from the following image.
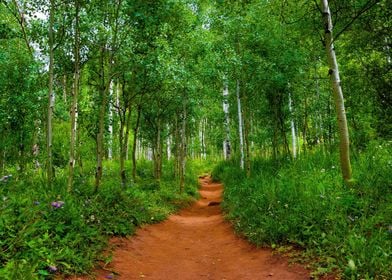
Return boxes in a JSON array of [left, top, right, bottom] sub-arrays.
[[67, 1, 81, 192], [63, 74, 67, 103], [108, 81, 114, 160], [199, 118, 206, 160], [167, 124, 172, 160], [288, 90, 297, 159], [236, 80, 245, 169], [385, 37, 391, 64], [147, 147, 153, 161], [47, 0, 55, 186], [321, 0, 352, 182], [222, 79, 231, 160], [180, 97, 187, 192]]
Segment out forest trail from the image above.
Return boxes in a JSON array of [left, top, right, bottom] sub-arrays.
[[73, 177, 310, 280]]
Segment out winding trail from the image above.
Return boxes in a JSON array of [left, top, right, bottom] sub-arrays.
[[78, 176, 310, 279]]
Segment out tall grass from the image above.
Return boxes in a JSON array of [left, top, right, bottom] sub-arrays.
[[212, 142, 392, 279], [0, 159, 204, 279]]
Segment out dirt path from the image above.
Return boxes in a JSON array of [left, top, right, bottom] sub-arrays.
[[75, 176, 310, 279]]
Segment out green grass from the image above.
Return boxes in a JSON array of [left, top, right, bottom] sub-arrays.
[[0, 159, 204, 279], [212, 141, 392, 279]]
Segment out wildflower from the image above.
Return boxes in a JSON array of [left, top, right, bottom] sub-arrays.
[[51, 201, 65, 209], [388, 225, 392, 234], [34, 201, 40, 205], [90, 215, 95, 221], [105, 274, 114, 279], [284, 204, 289, 208], [48, 265, 57, 273]]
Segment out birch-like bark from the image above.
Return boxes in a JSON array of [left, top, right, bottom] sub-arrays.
[[167, 124, 172, 160], [108, 81, 114, 160], [154, 118, 162, 181], [302, 96, 308, 153], [385, 37, 391, 64], [67, 1, 80, 192], [174, 115, 180, 178], [47, 0, 55, 186], [199, 118, 206, 160], [179, 97, 187, 193], [132, 106, 141, 180], [63, 74, 67, 103], [94, 47, 107, 192], [236, 80, 245, 169], [222, 79, 231, 160], [321, 0, 352, 182], [243, 95, 251, 177], [119, 105, 131, 187], [95, 0, 121, 191], [288, 91, 297, 159]]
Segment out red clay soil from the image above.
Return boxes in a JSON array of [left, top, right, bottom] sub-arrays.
[[72, 176, 310, 280]]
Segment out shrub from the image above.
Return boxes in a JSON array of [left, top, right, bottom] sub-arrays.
[[213, 143, 392, 279]]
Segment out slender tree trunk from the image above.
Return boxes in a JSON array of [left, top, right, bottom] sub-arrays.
[[288, 91, 297, 159], [272, 95, 279, 159], [123, 106, 131, 184], [222, 79, 231, 160], [179, 97, 187, 193], [302, 96, 308, 153], [242, 92, 251, 176], [199, 118, 206, 160], [119, 116, 125, 185], [47, 0, 55, 187], [321, 0, 352, 183], [155, 118, 162, 181], [174, 115, 180, 178], [132, 106, 141, 181], [63, 74, 67, 104], [95, 47, 107, 192], [236, 80, 245, 169], [11, 0, 32, 55], [279, 109, 290, 157], [385, 37, 391, 64], [167, 124, 172, 160], [68, 0, 80, 192], [108, 81, 114, 160]]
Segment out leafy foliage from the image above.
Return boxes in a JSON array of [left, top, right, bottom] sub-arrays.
[[213, 142, 392, 279], [0, 160, 200, 279]]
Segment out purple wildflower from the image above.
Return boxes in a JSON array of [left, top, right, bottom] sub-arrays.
[[51, 201, 65, 209], [105, 275, 114, 279], [48, 265, 57, 273]]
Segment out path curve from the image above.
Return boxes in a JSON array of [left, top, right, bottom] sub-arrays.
[[75, 176, 309, 279]]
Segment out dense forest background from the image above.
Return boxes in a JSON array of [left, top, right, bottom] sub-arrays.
[[0, 0, 391, 279]]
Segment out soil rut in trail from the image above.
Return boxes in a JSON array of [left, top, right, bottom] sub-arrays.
[[80, 177, 310, 279]]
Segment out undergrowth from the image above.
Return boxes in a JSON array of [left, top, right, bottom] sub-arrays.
[[212, 141, 392, 279], [0, 159, 204, 279]]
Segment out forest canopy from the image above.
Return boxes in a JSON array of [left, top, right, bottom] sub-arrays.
[[0, 0, 391, 279]]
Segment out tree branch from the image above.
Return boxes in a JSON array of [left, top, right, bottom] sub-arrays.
[[333, 0, 381, 43]]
